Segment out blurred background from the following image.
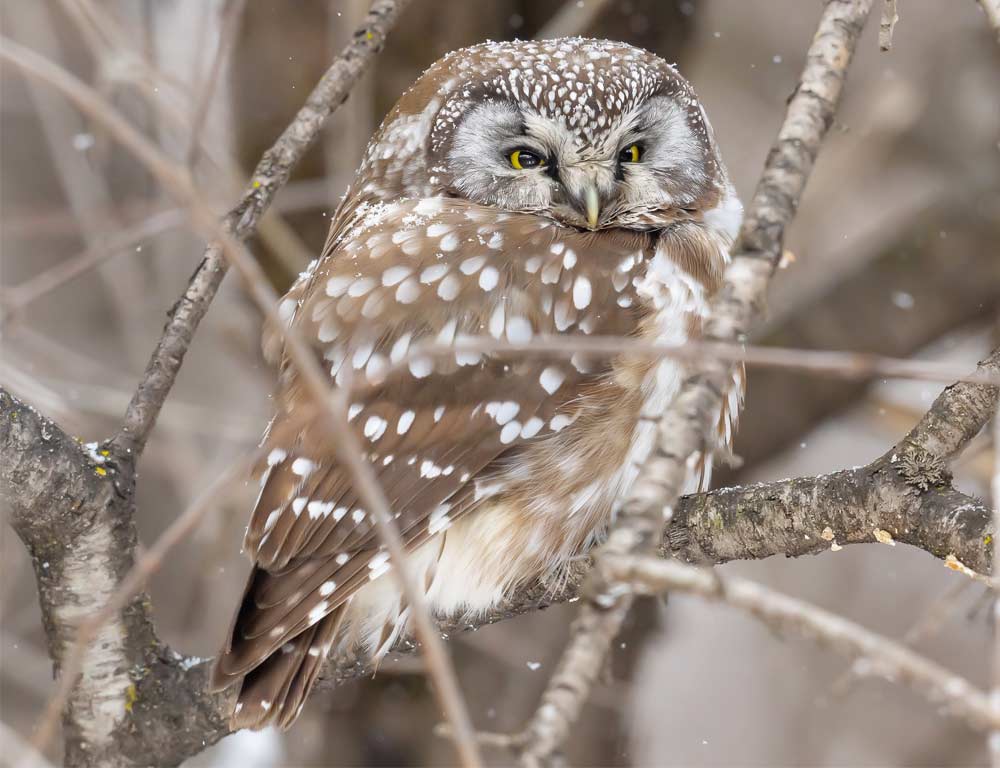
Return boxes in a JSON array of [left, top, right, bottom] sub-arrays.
[[1, 0, 999, 765]]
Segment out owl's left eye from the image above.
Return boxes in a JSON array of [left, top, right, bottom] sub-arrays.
[[619, 144, 643, 163], [509, 149, 545, 170]]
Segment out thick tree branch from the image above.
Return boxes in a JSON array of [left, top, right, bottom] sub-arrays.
[[518, 2, 877, 764], [3, 336, 995, 763]]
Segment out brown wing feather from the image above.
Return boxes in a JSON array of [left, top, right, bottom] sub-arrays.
[[212, 197, 658, 720]]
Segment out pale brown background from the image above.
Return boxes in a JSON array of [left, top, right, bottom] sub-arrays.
[[2, 1, 999, 765]]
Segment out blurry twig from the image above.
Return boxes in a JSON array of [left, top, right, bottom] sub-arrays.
[[100, 0, 412, 458], [378, 335, 1000, 399], [831, 579, 972, 697], [606, 555, 1000, 732], [880, 0, 899, 50], [186, 0, 246, 169], [518, 3, 877, 764], [0, 14, 484, 767], [1, 720, 56, 768], [978, 0, 1000, 44], [0, 209, 185, 319], [535, 0, 615, 39], [990, 408, 1000, 767]]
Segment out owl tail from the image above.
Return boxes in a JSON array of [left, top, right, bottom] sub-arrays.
[[212, 601, 346, 732]]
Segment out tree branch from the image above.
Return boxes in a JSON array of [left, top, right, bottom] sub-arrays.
[[112, 0, 413, 459], [0, 2, 411, 765], [518, 2, 877, 763]]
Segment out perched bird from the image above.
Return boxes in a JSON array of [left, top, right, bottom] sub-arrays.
[[212, 37, 743, 730]]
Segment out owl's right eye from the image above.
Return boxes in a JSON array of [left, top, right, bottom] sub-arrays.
[[509, 149, 545, 170]]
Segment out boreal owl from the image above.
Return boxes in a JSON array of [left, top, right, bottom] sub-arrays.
[[211, 37, 744, 730]]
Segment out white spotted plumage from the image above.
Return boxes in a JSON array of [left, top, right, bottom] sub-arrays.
[[214, 37, 743, 733]]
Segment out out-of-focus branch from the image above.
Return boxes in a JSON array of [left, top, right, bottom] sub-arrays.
[[606, 556, 999, 732], [990, 403, 1000, 766], [880, 0, 899, 50], [534, 0, 615, 39], [729, 203, 1000, 477], [518, 3, 877, 764], [3, 343, 994, 762], [110, 0, 413, 459], [0, 3, 411, 765], [185, 0, 246, 169], [978, 0, 1000, 44]]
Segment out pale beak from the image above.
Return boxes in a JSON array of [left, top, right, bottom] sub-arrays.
[[584, 184, 601, 229]]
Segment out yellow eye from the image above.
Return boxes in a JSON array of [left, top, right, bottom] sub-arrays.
[[619, 144, 642, 163], [510, 149, 544, 170]]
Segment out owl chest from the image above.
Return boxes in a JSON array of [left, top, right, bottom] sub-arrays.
[[492, 254, 710, 560]]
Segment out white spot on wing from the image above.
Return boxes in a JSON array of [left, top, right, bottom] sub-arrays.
[[539, 366, 565, 394]]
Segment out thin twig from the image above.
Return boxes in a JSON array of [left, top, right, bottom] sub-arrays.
[[534, 0, 615, 39], [185, 0, 246, 169], [831, 579, 972, 697], [109, 0, 414, 458], [991, 407, 1000, 766], [880, 0, 899, 51], [606, 555, 1000, 732], [977, 0, 1000, 44], [1, 720, 56, 768], [0, 30, 483, 768], [518, 3, 877, 763], [0, 209, 185, 319], [380, 335, 1000, 398]]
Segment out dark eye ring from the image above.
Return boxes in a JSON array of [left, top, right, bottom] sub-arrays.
[[509, 149, 545, 170], [619, 143, 643, 163]]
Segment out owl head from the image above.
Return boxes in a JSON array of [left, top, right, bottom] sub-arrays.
[[350, 38, 738, 237]]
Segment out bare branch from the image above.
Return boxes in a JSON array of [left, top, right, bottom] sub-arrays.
[[901, 346, 1000, 463], [978, 0, 1000, 44], [880, 0, 899, 50], [185, 0, 246, 169], [991, 405, 1000, 765], [0, 18, 483, 766], [519, 3, 877, 763], [1, 209, 185, 319], [605, 555, 1000, 732], [535, 0, 615, 39], [110, 0, 414, 458]]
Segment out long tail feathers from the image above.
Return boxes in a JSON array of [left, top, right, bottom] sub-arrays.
[[223, 606, 345, 731]]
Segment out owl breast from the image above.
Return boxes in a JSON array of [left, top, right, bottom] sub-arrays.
[[342, 232, 719, 656]]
